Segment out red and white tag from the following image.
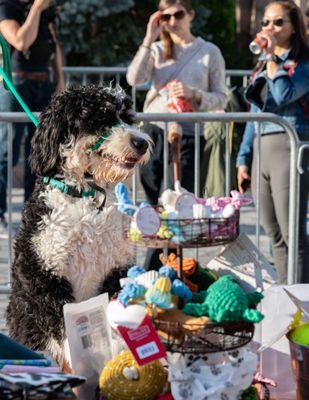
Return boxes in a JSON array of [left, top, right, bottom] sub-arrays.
[[117, 316, 166, 366], [156, 393, 174, 400]]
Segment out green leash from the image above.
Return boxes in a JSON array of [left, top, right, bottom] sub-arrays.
[[0, 34, 39, 127]]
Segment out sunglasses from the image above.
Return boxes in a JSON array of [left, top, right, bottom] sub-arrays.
[[260, 18, 290, 27], [160, 10, 186, 22]]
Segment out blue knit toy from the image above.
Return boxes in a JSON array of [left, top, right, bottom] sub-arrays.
[[182, 275, 264, 323], [159, 265, 177, 282], [115, 183, 135, 216], [171, 279, 193, 301], [127, 265, 146, 278], [118, 282, 146, 307]]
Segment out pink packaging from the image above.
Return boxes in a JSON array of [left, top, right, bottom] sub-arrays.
[[162, 80, 193, 113]]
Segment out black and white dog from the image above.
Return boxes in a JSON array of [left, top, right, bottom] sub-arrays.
[[6, 85, 150, 365]]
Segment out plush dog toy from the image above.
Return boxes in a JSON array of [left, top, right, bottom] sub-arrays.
[[6, 85, 150, 366]]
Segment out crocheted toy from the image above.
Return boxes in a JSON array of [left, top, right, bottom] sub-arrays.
[[171, 279, 193, 301], [182, 275, 264, 323], [99, 350, 167, 400], [145, 277, 173, 309], [157, 222, 174, 240], [136, 270, 159, 289], [241, 386, 259, 400], [127, 266, 146, 278], [118, 282, 146, 307], [159, 265, 177, 282], [160, 253, 217, 291], [115, 182, 135, 216]]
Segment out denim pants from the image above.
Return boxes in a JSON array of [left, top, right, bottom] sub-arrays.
[[0, 76, 55, 217]]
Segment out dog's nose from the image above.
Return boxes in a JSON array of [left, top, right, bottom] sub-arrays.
[[130, 137, 148, 155]]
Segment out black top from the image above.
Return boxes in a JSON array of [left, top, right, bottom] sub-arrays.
[[0, 0, 57, 72]]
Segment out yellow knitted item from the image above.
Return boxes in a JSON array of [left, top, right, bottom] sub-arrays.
[[99, 351, 167, 400], [153, 277, 172, 292]]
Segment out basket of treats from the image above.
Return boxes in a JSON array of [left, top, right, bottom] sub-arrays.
[[117, 184, 251, 248], [107, 257, 263, 355]]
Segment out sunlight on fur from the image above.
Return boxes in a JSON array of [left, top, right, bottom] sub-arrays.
[[62, 124, 151, 186]]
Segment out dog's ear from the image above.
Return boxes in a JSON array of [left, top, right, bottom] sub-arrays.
[[119, 94, 135, 125], [30, 101, 65, 177]]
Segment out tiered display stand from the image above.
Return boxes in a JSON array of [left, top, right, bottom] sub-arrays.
[[125, 209, 255, 354]]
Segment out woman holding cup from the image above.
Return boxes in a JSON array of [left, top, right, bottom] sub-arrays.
[[127, 0, 227, 205], [127, 0, 227, 269], [237, 0, 309, 283]]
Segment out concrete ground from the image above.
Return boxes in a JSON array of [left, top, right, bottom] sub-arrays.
[[0, 187, 271, 334]]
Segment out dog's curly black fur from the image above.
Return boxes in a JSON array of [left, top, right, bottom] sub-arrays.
[[6, 85, 149, 364]]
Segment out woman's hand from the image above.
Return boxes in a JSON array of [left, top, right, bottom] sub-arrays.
[[169, 81, 194, 100], [143, 11, 163, 47], [237, 165, 251, 194], [257, 31, 277, 55], [33, 0, 51, 12]]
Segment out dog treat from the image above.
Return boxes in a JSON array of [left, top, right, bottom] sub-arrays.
[[149, 308, 211, 342], [99, 350, 167, 400]]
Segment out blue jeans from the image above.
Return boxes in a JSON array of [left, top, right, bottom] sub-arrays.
[[0, 76, 55, 217]]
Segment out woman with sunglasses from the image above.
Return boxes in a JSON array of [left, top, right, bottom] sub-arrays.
[[127, 0, 227, 268], [237, 0, 309, 283]]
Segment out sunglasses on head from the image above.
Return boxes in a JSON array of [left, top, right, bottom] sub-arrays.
[[160, 10, 186, 22], [260, 18, 290, 27]]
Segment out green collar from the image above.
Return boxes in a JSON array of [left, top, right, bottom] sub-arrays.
[[88, 123, 121, 154], [43, 177, 95, 198]]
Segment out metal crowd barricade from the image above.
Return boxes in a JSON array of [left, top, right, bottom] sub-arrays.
[[62, 67, 252, 110], [0, 111, 305, 296]]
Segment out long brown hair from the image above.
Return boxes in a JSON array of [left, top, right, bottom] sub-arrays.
[[158, 0, 194, 60], [266, 0, 309, 61]]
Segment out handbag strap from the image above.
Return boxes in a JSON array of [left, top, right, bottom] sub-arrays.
[[158, 39, 204, 89]]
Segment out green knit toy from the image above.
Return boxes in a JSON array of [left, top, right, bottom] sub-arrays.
[[241, 386, 259, 400], [182, 275, 264, 323]]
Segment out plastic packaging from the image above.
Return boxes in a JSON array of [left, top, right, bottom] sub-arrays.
[[63, 293, 112, 400]]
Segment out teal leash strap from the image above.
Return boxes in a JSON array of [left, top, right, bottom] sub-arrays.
[[0, 34, 39, 127], [43, 177, 96, 198], [0, 67, 39, 127]]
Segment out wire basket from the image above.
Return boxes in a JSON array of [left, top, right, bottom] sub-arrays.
[[125, 210, 239, 248], [152, 317, 255, 354]]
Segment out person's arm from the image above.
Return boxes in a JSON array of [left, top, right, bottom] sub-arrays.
[[126, 11, 162, 86], [236, 108, 256, 193], [49, 24, 65, 92], [0, 0, 50, 52], [265, 61, 309, 107], [195, 46, 228, 111], [168, 45, 228, 111]]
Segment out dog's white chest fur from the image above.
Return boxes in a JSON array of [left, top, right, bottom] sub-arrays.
[[32, 188, 133, 302]]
